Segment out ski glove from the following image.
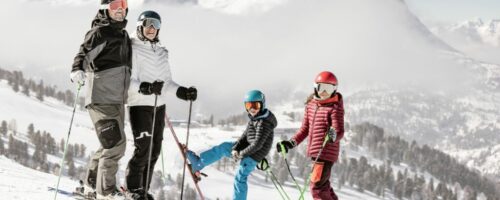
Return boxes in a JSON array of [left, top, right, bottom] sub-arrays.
[[70, 70, 86, 86], [327, 127, 337, 143], [139, 81, 164, 95], [256, 158, 270, 171], [276, 140, 296, 154], [176, 86, 198, 101]]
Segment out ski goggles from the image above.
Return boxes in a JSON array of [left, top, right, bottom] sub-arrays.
[[108, 0, 128, 11], [141, 18, 161, 29], [314, 83, 337, 94], [245, 102, 262, 111]]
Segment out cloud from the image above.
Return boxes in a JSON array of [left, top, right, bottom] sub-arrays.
[[0, 0, 469, 119]]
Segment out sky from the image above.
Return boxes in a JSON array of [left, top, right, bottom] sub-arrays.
[[0, 0, 488, 118]]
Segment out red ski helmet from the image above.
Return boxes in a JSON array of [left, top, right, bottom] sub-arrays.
[[314, 71, 338, 98], [315, 71, 338, 85]]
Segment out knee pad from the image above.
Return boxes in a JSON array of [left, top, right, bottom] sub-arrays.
[[95, 119, 122, 149]]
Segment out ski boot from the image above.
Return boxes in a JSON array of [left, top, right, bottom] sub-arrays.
[[181, 144, 208, 182], [124, 188, 154, 200], [74, 180, 97, 199]]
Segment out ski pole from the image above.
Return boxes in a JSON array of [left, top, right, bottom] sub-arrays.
[[180, 100, 193, 200], [164, 106, 205, 200], [298, 133, 331, 200], [53, 84, 82, 200], [268, 170, 291, 200], [144, 94, 158, 199], [279, 144, 303, 193], [160, 148, 166, 180]]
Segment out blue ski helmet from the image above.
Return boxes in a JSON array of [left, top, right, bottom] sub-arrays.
[[244, 90, 266, 109]]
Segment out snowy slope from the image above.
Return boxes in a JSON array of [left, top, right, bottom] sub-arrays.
[[0, 80, 393, 200]]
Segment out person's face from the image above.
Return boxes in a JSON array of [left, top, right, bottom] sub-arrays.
[[108, 0, 126, 21], [143, 25, 158, 41], [318, 90, 331, 100], [248, 108, 259, 117], [245, 101, 262, 117]]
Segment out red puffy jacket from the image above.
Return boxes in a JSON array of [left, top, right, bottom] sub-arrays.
[[292, 93, 344, 162]]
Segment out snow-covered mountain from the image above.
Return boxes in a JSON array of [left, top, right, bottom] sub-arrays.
[[432, 18, 500, 47]]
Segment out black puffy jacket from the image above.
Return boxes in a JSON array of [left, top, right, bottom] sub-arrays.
[[233, 109, 277, 162]]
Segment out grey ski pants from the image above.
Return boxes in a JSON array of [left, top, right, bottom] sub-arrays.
[[84, 104, 127, 196]]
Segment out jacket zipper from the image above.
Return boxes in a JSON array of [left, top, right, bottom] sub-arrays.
[[310, 105, 319, 157]]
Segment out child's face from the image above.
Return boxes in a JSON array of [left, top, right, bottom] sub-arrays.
[[318, 90, 331, 100], [248, 108, 259, 117]]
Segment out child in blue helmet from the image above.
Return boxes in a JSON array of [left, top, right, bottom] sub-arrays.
[[184, 90, 277, 200]]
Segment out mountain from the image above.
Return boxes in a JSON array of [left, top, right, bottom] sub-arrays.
[[432, 18, 500, 47]]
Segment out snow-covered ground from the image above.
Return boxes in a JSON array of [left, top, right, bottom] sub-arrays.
[[0, 79, 397, 199]]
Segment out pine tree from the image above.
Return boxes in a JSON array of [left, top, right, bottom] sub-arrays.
[[36, 80, 44, 101], [209, 114, 214, 127], [66, 144, 74, 163], [27, 123, 35, 140], [74, 144, 80, 158], [60, 138, 65, 153], [22, 84, 30, 96], [12, 80, 20, 92], [0, 120, 7, 136], [0, 136, 4, 154], [80, 144, 86, 158], [68, 160, 76, 178]]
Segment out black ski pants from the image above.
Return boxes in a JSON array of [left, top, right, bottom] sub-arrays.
[[125, 105, 165, 191]]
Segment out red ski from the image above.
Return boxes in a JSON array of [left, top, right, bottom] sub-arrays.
[[164, 112, 205, 200]]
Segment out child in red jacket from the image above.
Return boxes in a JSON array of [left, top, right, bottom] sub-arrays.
[[277, 71, 344, 200]]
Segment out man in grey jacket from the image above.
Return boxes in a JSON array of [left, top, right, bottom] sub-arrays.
[[70, 0, 131, 199]]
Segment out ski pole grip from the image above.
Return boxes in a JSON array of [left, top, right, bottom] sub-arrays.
[[322, 134, 330, 147], [279, 143, 287, 157]]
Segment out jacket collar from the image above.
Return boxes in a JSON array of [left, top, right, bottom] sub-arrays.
[[248, 109, 270, 120], [312, 93, 342, 106]]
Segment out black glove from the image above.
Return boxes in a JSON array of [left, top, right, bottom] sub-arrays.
[[276, 140, 296, 154], [139, 82, 153, 95], [139, 81, 164, 95], [327, 127, 337, 143], [176, 86, 197, 101], [256, 158, 270, 171], [151, 81, 164, 95], [186, 87, 197, 101]]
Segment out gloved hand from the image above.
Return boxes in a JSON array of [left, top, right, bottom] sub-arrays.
[[139, 81, 164, 95], [186, 87, 197, 101], [327, 127, 337, 143], [176, 86, 198, 101], [151, 81, 164, 95], [231, 150, 241, 162], [276, 140, 296, 154], [139, 82, 153, 95], [256, 158, 270, 171], [70, 70, 86, 86]]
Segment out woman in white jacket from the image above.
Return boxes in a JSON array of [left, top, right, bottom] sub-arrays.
[[125, 10, 197, 200]]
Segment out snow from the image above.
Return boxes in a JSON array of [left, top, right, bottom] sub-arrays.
[[0, 81, 393, 200]]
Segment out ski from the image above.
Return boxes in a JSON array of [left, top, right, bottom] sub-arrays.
[[48, 186, 88, 200], [164, 112, 206, 200]]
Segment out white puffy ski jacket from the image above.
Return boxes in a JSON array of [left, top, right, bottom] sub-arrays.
[[127, 35, 180, 107]]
